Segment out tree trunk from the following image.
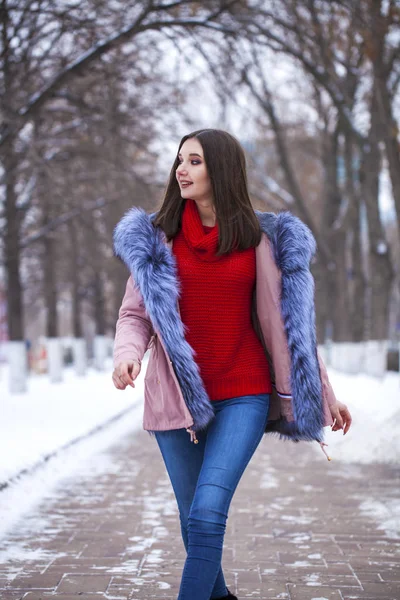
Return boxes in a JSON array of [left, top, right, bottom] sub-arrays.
[[344, 133, 367, 342], [3, 138, 24, 341], [331, 232, 350, 342], [320, 128, 345, 341], [43, 234, 58, 338], [369, 0, 400, 236], [1, 5, 24, 342], [360, 87, 394, 341], [313, 261, 329, 343], [93, 273, 105, 336], [376, 81, 400, 231], [69, 221, 82, 338], [349, 207, 367, 343]]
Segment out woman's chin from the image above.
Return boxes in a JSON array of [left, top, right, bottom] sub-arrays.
[[180, 191, 196, 200]]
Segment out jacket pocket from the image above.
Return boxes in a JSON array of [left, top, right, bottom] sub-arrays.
[[143, 334, 194, 430], [146, 332, 157, 350]]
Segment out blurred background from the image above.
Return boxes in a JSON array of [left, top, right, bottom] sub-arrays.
[[0, 0, 399, 497]]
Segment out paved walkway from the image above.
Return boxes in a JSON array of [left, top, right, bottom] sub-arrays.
[[0, 426, 399, 600]]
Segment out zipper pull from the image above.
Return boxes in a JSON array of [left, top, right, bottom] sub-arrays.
[[186, 427, 199, 444], [319, 441, 331, 461]]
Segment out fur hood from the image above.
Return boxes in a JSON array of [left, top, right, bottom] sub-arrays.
[[113, 206, 325, 443]]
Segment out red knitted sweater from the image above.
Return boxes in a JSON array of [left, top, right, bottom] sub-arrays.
[[172, 198, 272, 401]]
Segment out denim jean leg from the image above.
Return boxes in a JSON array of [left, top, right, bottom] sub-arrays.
[[177, 393, 270, 600], [179, 515, 227, 599], [154, 429, 228, 599]]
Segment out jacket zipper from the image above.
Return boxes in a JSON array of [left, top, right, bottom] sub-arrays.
[[175, 298, 198, 445], [153, 328, 198, 444]]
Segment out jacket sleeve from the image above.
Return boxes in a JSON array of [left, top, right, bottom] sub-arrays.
[[113, 275, 155, 368], [317, 350, 336, 427]]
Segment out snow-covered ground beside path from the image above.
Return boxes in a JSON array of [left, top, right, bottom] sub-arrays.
[[0, 357, 147, 485], [0, 400, 144, 540], [319, 369, 400, 465], [0, 359, 399, 549]]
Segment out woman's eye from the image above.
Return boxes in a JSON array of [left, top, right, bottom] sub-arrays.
[[177, 159, 201, 165]]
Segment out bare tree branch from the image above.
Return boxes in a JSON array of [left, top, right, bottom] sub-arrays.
[[0, 2, 239, 146], [241, 48, 333, 265]]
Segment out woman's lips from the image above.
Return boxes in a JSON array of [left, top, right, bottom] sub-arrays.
[[180, 182, 193, 188]]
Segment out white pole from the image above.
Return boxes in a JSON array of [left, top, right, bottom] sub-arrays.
[[364, 340, 387, 378], [347, 342, 365, 374], [93, 335, 107, 371], [73, 338, 87, 376], [8, 341, 28, 394], [47, 338, 63, 383]]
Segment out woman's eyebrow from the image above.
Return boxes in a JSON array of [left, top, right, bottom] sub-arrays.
[[178, 152, 202, 158]]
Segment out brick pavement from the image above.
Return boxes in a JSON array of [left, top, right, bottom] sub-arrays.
[[0, 427, 399, 600]]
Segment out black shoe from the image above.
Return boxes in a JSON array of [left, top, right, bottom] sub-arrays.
[[212, 589, 238, 600]]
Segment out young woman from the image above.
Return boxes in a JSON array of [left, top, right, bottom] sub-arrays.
[[112, 128, 352, 600]]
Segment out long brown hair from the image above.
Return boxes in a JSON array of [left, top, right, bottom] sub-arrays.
[[152, 128, 262, 256]]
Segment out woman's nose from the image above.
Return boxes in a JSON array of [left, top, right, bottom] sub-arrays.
[[177, 163, 187, 175]]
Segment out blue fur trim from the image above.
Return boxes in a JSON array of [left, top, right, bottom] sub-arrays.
[[113, 207, 215, 432], [114, 207, 324, 442], [271, 213, 324, 440]]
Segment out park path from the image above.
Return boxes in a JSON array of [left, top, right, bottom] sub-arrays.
[[0, 425, 399, 600]]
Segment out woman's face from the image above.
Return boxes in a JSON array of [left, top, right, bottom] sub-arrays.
[[176, 138, 213, 204]]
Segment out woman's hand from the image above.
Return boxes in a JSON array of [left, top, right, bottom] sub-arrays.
[[112, 360, 141, 390], [329, 400, 352, 434]]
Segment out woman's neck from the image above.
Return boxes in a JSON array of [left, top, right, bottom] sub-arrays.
[[191, 198, 216, 227]]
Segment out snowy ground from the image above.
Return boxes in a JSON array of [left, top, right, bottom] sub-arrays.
[[0, 355, 148, 540], [0, 356, 147, 485], [319, 369, 400, 465], [0, 358, 399, 545], [0, 399, 144, 541]]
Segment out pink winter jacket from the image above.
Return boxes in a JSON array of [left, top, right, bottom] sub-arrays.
[[113, 233, 336, 443]]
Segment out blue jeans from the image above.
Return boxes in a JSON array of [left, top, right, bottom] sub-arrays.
[[154, 393, 270, 600]]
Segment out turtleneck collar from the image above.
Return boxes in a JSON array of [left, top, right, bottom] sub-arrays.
[[181, 198, 220, 262]]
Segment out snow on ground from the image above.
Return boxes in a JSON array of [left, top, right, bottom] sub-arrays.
[[359, 498, 400, 539], [0, 400, 144, 540], [0, 358, 399, 547], [0, 353, 150, 539], [0, 356, 149, 485], [316, 369, 400, 465]]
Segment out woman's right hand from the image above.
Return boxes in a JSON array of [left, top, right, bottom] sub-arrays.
[[112, 360, 141, 390], [329, 399, 352, 434]]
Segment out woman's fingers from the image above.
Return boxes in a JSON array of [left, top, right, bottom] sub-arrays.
[[112, 372, 126, 390], [331, 408, 343, 431], [330, 402, 352, 434], [120, 363, 135, 387], [112, 361, 140, 390], [342, 406, 352, 434]]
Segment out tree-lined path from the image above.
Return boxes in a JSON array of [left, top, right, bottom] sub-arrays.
[[0, 428, 399, 600]]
